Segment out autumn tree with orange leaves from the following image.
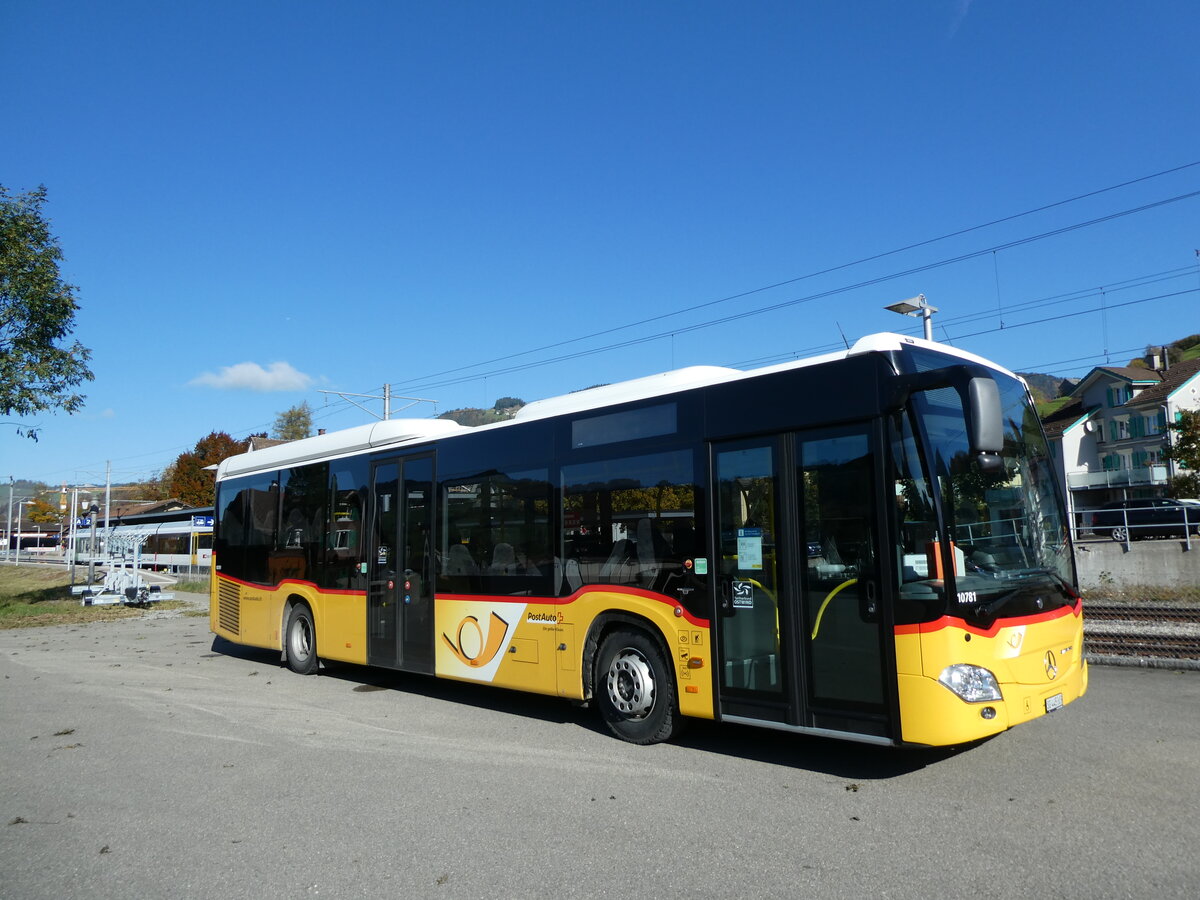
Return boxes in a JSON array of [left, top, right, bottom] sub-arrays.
[[167, 432, 258, 507]]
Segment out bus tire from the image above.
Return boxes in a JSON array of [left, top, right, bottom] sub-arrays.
[[596, 628, 680, 745], [285, 603, 318, 675]]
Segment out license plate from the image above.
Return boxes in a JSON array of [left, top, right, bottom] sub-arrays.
[[1045, 693, 1064, 713]]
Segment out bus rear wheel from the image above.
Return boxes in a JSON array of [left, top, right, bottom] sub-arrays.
[[285, 604, 318, 675], [596, 628, 680, 745]]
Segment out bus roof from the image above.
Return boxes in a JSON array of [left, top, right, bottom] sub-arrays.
[[216, 332, 1015, 480]]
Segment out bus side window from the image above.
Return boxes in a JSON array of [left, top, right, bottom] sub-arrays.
[[326, 459, 368, 591], [561, 449, 699, 596], [439, 469, 552, 596]]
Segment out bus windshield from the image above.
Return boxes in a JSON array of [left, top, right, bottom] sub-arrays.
[[895, 350, 1075, 627]]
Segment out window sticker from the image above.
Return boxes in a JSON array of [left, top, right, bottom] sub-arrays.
[[737, 528, 763, 570], [732, 580, 754, 608]]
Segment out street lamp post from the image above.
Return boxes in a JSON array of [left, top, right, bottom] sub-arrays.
[[4, 477, 12, 563], [87, 504, 100, 585], [13, 501, 34, 566], [884, 294, 938, 341]]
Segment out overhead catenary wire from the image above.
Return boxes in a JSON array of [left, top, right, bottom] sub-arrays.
[[30, 253, 1195, 487], [28, 166, 1200, 484], [385, 163, 1200, 390], [393, 191, 1200, 393]]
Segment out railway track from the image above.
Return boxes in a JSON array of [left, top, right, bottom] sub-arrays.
[[1084, 602, 1200, 622], [1083, 602, 1200, 661]]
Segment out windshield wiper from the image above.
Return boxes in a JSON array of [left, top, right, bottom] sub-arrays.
[[969, 570, 1072, 621], [974, 588, 1024, 620]]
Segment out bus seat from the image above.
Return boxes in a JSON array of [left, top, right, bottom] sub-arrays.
[[446, 544, 478, 576], [600, 539, 636, 582], [555, 557, 583, 594], [636, 518, 661, 586], [489, 542, 517, 575], [565, 558, 582, 591]]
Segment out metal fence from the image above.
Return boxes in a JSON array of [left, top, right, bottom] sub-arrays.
[[1072, 501, 1199, 550]]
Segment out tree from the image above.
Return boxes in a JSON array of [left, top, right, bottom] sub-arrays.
[[24, 497, 61, 526], [1166, 409, 1200, 498], [1, 184, 94, 438], [168, 432, 252, 507], [142, 465, 175, 501], [272, 401, 313, 440]]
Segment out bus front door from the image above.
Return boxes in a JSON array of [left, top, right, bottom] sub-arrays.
[[796, 427, 889, 739], [714, 427, 890, 740], [368, 455, 435, 673]]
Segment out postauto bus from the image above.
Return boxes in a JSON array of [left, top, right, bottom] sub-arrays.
[[211, 333, 1086, 747]]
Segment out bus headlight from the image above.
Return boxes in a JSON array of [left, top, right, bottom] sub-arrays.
[[938, 664, 1002, 702]]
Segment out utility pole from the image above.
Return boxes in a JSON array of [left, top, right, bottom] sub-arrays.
[[103, 461, 111, 557], [87, 503, 100, 585], [68, 487, 78, 585], [5, 477, 12, 563], [316, 386, 434, 422], [14, 500, 26, 566]]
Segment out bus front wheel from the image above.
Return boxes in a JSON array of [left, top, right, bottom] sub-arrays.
[[285, 604, 318, 675], [596, 628, 680, 745]]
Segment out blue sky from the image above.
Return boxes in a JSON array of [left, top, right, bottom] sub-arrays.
[[3, 0, 1198, 489]]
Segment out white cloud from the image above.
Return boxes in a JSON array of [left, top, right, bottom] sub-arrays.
[[189, 361, 314, 392]]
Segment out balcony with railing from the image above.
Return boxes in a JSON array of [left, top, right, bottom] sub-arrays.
[[1067, 465, 1169, 490]]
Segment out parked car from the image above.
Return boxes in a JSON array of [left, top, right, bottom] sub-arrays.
[[1092, 498, 1200, 542]]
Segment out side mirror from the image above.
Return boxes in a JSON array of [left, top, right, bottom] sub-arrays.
[[888, 365, 1005, 472], [965, 376, 1004, 473]]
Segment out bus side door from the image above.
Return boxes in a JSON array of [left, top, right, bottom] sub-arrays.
[[713, 425, 891, 740], [368, 455, 436, 673]]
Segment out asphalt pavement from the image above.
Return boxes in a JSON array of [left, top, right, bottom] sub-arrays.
[[1, 594, 1198, 899]]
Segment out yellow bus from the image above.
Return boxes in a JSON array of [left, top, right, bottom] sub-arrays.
[[211, 333, 1086, 746]]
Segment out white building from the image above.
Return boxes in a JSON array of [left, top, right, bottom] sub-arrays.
[[1041, 355, 1200, 529]]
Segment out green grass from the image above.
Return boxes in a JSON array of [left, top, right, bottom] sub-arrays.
[[172, 578, 211, 594], [0, 567, 204, 629], [1035, 396, 1073, 418], [0, 567, 141, 628]]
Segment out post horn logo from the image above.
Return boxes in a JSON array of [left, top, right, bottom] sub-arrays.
[[442, 612, 510, 668], [1044, 650, 1059, 681]]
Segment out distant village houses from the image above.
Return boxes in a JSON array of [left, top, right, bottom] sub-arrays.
[[1041, 348, 1200, 529]]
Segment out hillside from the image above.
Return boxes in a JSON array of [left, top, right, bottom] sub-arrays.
[[1022, 334, 1200, 403], [438, 396, 525, 427]]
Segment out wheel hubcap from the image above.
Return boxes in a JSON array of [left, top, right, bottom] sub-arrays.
[[606, 648, 656, 719], [291, 617, 311, 660]]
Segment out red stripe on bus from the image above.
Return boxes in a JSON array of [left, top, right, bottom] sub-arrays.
[[214, 573, 366, 598], [894, 599, 1082, 638], [436, 585, 710, 628]]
